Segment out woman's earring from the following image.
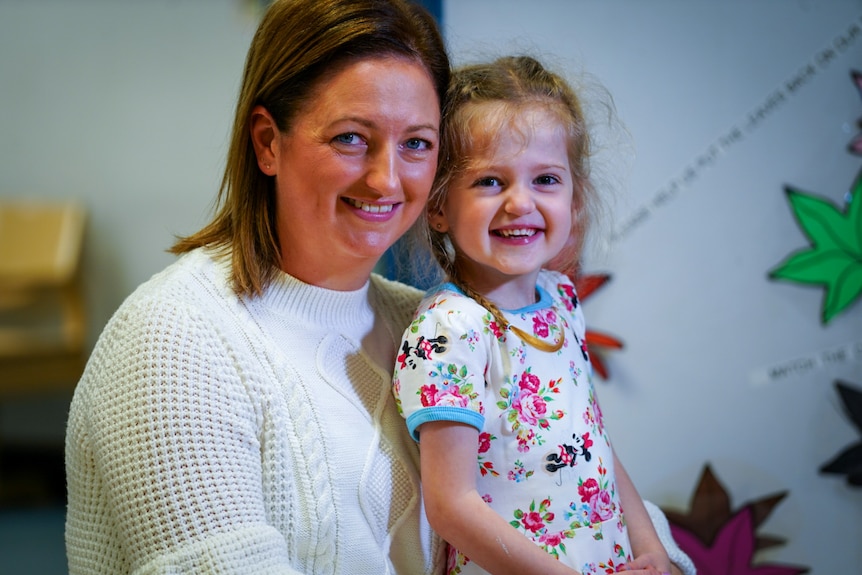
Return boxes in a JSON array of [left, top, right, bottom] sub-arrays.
[[435, 223, 443, 230]]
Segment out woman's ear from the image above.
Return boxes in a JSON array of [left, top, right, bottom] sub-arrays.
[[428, 208, 449, 233], [250, 105, 278, 176]]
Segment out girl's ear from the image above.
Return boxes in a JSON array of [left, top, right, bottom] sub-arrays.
[[428, 208, 449, 233], [250, 105, 278, 176]]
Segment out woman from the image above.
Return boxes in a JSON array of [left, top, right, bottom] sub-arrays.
[[64, 1, 693, 574]]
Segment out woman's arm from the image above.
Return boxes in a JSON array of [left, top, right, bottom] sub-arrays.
[[66, 297, 299, 574], [613, 452, 672, 573], [614, 452, 697, 575], [641, 500, 697, 575]]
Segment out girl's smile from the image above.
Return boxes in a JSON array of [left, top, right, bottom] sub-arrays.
[[430, 104, 574, 309]]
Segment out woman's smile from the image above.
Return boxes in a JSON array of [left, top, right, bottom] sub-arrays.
[[267, 55, 441, 289]]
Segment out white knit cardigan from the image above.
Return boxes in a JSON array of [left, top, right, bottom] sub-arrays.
[[65, 248, 694, 575]]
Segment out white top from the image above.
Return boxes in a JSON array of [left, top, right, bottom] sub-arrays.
[[395, 271, 631, 573], [65, 248, 443, 575], [65, 248, 695, 575]]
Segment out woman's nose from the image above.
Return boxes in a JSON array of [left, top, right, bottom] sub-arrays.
[[365, 145, 399, 194]]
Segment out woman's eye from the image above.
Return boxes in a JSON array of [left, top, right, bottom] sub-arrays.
[[334, 133, 362, 145], [404, 138, 431, 151]]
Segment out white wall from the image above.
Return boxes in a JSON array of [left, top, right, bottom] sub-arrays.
[[0, 0, 256, 446], [443, 0, 862, 571], [0, 0, 257, 347], [0, 0, 860, 571]]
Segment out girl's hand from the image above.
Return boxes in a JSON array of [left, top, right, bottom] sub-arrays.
[[624, 551, 672, 574]]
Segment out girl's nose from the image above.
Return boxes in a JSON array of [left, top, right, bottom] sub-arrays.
[[504, 184, 536, 215]]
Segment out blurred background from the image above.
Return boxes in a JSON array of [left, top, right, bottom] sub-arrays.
[[1, 0, 860, 572]]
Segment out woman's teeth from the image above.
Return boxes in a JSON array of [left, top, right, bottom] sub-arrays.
[[346, 198, 394, 213]]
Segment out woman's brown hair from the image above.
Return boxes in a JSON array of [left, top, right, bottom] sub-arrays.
[[171, 0, 450, 296]]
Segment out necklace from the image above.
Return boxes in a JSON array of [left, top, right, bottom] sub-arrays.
[[508, 321, 565, 353]]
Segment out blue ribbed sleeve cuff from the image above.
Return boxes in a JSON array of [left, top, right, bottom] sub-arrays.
[[405, 407, 485, 442]]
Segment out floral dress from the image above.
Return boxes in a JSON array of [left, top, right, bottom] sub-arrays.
[[393, 270, 632, 575]]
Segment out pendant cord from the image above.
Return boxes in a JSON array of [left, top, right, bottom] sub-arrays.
[[508, 322, 565, 353]]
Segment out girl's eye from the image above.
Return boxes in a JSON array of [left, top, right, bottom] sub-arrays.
[[535, 174, 561, 186], [473, 177, 501, 188], [404, 138, 431, 151]]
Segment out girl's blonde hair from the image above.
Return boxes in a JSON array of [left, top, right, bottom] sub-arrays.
[[425, 55, 596, 328]]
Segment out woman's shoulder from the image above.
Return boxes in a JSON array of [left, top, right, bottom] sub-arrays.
[[77, 249, 247, 405], [93, 249, 236, 355], [114, 249, 229, 318], [369, 273, 423, 315]]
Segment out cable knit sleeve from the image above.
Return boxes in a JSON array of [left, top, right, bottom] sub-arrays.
[[643, 500, 697, 575], [65, 285, 301, 574]]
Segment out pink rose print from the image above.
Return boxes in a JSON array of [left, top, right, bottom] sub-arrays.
[[488, 320, 504, 340], [519, 371, 541, 393], [521, 511, 545, 533], [539, 531, 563, 547], [594, 401, 605, 434], [477, 432, 499, 477], [578, 477, 599, 503], [478, 432, 491, 454], [532, 314, 550, 337], [419, 384, 439, 407], [435, 388, 470, 408], [589, 490, 614, 523], [559, 283, 576, 311], [512, 391, 548, 426], [516, 428, 536, 452], [599, 558, 626, 574], [446, 545, 469, 575]]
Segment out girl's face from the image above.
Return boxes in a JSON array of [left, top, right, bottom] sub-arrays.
[[256, 56, 440, 290], [430, 105, 575, 308]]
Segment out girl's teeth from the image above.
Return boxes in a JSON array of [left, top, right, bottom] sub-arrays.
[[498, 228, 536, 237], [347, 199, 394, 213]]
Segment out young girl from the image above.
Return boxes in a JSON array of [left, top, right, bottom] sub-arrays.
[[393, 56, 673, 575]]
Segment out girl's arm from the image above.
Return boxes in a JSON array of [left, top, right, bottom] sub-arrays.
[[612, 451, 672, 573], [419, 422, 666, 575], [420, 420, 581, 575]]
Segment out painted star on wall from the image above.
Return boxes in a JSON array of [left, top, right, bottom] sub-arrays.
[[769, 69, 862, 325], [847, 70, 862, 156], [663, 464, 809, 574], [820, 380, 862, 487], [768, 175, 862, 325]]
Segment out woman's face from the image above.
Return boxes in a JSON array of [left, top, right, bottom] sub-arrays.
[[264, 56, 440, 290]]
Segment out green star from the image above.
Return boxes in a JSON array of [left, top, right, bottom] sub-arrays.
[[769, 178, 862, 324]]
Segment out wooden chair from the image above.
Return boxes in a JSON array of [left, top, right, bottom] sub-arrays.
[[0, 199, 87, 398]]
